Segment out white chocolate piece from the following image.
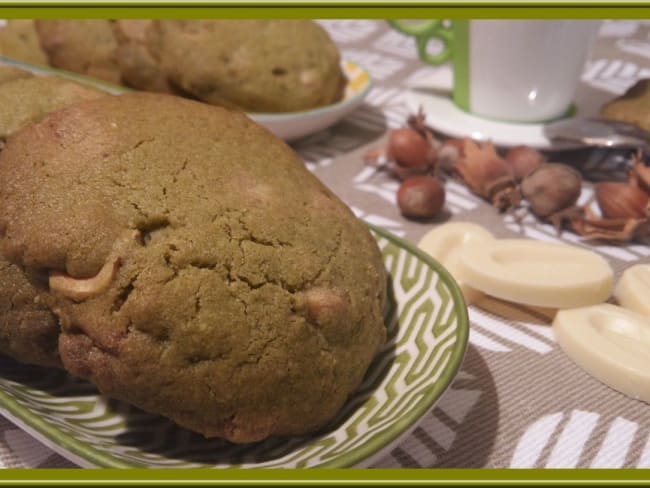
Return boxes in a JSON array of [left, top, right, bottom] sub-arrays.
[[49, 257, 121, 302], [456, 239, 613, 309], [418, 222, 495, 305], [418, 222, 495, 264], [615, 264, 650, 318], [553, 304, 650, 403]]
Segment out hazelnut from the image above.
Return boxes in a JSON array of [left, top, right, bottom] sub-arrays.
[[396, 175, 446, 219]]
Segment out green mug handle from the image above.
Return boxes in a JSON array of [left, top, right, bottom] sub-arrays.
[[387, 20, 454, 65]]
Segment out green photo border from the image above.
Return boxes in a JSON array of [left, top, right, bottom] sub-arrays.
[[2, 467, 650, 485], [0, 2, 648, 18], [0, 2, 649, 486]]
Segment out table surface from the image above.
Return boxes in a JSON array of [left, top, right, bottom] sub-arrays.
[[2, 19, 650, 469]]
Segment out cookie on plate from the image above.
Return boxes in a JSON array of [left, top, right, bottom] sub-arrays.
[[0, 261, 60, 368], [148, 20, 345, 112], [0, 64, 33, 84], [0, 74, 108, 367], [0, 75, 107, 138], [600, 78, 650, 133], [34, 19, 122, 85], [0, 92, 386, 442], [0, 20, 48, 66], [112, 20, 173, 94]]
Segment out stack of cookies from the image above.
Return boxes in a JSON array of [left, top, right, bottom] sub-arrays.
[[0, 19, 346, 113], [0, 71, 386, 443]]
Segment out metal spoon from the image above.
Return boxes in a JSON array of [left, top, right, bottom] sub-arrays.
[[543, 117, 650, 150]]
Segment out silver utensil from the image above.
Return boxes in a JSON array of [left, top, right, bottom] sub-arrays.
[[543, 117, 650, 150]]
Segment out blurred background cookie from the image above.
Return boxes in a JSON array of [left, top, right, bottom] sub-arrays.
[[600, 78, 650, 133], [27, 19, 345, 113], [148, 20, 345, 112], [0, 20, 48, 66], [112, 19, 174, 94], [34, 19, 122, 85]]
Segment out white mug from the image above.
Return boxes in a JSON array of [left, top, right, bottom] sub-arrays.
[[390, 19, 601, 123]]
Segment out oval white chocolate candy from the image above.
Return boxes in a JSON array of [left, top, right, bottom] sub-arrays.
[[456, 239, 613, 309], [418, 222, 495, 305], [615, 264, 650, 318], [553, 304, 650, 403]]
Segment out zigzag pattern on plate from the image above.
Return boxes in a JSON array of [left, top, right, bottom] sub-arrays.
[[0, 229, 467, 468]]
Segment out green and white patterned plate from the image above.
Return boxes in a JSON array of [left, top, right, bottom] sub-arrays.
[[0, 225, 468, 468]]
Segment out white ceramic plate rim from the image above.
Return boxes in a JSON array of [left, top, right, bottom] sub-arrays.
[[405, 89, 583, 150]]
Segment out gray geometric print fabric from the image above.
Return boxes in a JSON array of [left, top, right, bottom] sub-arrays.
[[1, 19, 649, 468]]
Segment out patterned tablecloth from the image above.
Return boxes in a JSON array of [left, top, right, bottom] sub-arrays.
[[2, 19, 650, 470]]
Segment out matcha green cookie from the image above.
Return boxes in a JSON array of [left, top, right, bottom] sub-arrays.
[[112, 20, 173, 94], [0, 20, 48, 66], [0, 92, 386, 442], [600, 78, 650, 133], [0, 75, 107, 139], [0, 261, 60, 368], [0, 74, 107, 367], [34, 20, 122, 85], [148, 20, 345, 112], [0, 64, 33, 84]]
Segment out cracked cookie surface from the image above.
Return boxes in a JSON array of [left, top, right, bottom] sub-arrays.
[[0, 92, 386, 442]]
